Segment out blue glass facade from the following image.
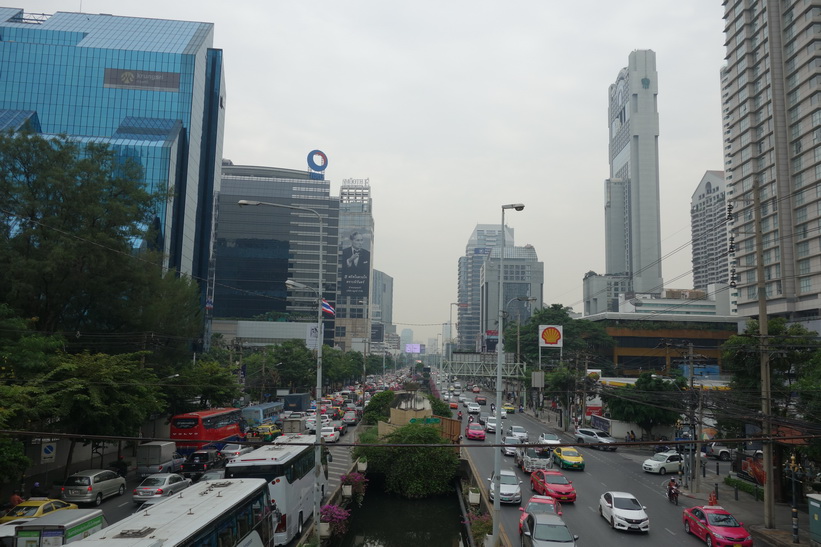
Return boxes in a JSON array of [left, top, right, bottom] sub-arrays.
[[0, 7, 225, 281]]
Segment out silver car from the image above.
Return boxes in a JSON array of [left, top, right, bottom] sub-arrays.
[[575, 428, 618, 451], [501, 436, 520, 456], [487, 469, 522, 504], [132, 473, 191, 504], [218, 444, 253, 459], [60, 469, 126, 506]]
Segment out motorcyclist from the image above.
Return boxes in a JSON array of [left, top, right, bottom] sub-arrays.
[[667, 478, 679, 501], [490, 403, 495, 413], [457, 411, 463, 420], [468, 415, 474, 423]]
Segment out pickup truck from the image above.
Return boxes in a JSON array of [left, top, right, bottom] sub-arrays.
[[704, 442, 732, 461], [180, 449, 223, 479], [516, 446, 552, 473]]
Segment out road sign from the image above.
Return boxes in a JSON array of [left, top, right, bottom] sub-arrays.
[[41, 442, 56, 463]]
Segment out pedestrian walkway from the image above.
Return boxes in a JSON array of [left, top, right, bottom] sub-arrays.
[[519, 407, 813, 547]]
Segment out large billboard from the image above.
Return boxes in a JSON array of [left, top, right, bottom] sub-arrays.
[[339, 228, 372, 296]]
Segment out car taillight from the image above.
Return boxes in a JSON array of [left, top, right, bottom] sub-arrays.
[[87, 486, 93, 492], [275, 513, 286, 533], [133, 489, 138, 494], [158, 465, 164, 471], [155, 489, 164, 495]]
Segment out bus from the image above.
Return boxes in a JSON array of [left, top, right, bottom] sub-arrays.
[[76, 479, 274, 547], [225, 434, 327, 546], [170, 408, 245, 454], [242, 402, 284, 427]]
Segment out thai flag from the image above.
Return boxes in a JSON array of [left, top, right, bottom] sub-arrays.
[[322, 299, 335, 317]]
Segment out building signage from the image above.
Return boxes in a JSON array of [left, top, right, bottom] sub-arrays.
[[405, 343, 420, 353], [342, 178, 369, 185], [104, 68, 180, 92], [307, 150, 328, 172], [339, 228, 371, 297], [539, 325, 563, 347]]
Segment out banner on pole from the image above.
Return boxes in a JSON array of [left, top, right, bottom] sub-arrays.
[[539, 325, 563, 347]]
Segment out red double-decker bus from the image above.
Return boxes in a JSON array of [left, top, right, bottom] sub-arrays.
[[169, 408, 245, 454]]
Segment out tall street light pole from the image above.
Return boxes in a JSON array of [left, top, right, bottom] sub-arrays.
[[491, 203, 524, 547], [237, 199, 325, 541]]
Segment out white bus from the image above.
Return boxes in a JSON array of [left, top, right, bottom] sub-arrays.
[[225, 434, 327, 546], [76, 479, 273, 547]]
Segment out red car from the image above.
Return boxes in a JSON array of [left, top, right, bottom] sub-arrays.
[[530, 469, 577, 502], [449, 401, 458, 409], [465, 423, 486, 441], [517, 495, 562, 533], [682, 505, 753, 546], [472, 386, 481, 393]]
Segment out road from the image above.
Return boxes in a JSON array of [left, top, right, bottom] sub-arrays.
[[457, 396, 717, 546]]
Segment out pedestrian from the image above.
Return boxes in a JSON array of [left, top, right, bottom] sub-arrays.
[[9, 491, 23, 508], [630, 430, 636, 442]]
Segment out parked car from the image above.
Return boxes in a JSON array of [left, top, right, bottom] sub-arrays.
[[538, 432, 561, 447], [682, 505, 753, 546], [60, 469, 126, 506], [487, 469, 522, 505], [598, 491, 649, 533], [642, 450, 683, 475], [575, 428, 618, 450], [218, 444, 254, 460], [530, 469, 577, 502], [0, 499, 77, 524], [501, 436, 521, 456], [507, 425, 529, 443], [704, 442, 733, 461], [518, 495, 562, 533], [131, 473, 192, 505], [520, 513, 578, 546], [320, 426, 340, 443], [552, 447, 585, 470], [465, 423, 486, 441]]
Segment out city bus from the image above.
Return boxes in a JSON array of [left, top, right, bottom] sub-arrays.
[[242, 402, 284, 427], [169, 408, 245, 454], [76, 479, 273, 547], [225, 434, 327, 546]]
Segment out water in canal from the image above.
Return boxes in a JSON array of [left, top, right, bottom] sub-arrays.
[[336, 475, 465, 546]]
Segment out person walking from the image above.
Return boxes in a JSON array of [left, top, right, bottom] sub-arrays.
[[9, 491, 23, 508]]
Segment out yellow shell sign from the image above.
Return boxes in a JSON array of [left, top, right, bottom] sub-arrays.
[[539, 325, 563, 347]]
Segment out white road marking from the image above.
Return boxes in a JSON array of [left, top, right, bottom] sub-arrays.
[[664, 527, 677, 535]]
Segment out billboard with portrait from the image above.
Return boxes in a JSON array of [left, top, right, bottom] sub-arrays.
[[339, 228, 372, 296]]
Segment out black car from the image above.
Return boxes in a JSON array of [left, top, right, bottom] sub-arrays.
[[477, 413, 489, 426]]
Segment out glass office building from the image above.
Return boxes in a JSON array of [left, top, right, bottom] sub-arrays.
[[0, 7, 225, 281]]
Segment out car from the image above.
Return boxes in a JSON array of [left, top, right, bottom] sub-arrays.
[[704, 442, 733, 461], [682, 505, 753, 546], [473, 386, 481, 393], [487, 469, 522, 504], [342, 411, 359, 425], [538, 432, 561, 447], [467, 402, 481, 414], [198, 468, 226, 481], [131, 473, 192, 504], [501, 436, 521, 456], [475, 396, 487, 405], [520, 513, 578, 546], [516, 446, 553, 473], [246, 424, 281, 442], [449, 401, 459, 409], [551, 447, 585, 470], [321, 426, 340, 443], [575, 427, 618, 450], [0, 499, 78, 523], [518, 495, 562, 533], [642, 450, 683, 475], [60, 469, 126, 506], [530, 469, 577, 502], [502, 403, 516, 413], [507, 425, 529, 443], [486, 416, 498, 432], [459, 396, 468, 406], [218, 443, 254, 459], [465, 423, 486, 441], [598, 491, 649, 532], [330, 420, 348, 436], [477, 412, 489, 426], [500, 408, 508, 419]]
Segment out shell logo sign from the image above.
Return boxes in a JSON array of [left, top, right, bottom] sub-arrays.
[[539, 325, 563, 347]]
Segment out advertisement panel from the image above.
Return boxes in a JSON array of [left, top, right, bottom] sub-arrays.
[[539, 325, 563, 347], [339, 228, 372, 296]]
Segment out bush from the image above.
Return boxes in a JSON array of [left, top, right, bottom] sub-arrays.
[[320, 504, 351, 536], [464, 511, 492, 543], [724, 476, 762, 499]]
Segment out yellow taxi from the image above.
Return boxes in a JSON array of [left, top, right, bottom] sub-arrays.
[[551, 447, 585, 470], [502, 403, 516, 413], [246, 424, 282, 442], [0, 499, 78, 523]]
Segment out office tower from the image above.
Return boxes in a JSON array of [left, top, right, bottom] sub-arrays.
[[480, 244, 544, 352], [457, 224, 513, 350], [213, 160, 339, 346], [336, 178, 374, 351], [722, 0, 821, 320], [0, 8, 225, 283], [691, 171, 729, 291], [371, 269, 395, 355]]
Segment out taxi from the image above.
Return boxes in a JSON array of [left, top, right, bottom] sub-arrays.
[[465, 423, 486, 441], [682, 505, 753, 546], [517, 494, 562, 533], [502, 403, 516, 413], [0, 499, 78, 523], [530, 469, 577, 502], [246, 424, 282, 442], [551, 447, 585, 470]]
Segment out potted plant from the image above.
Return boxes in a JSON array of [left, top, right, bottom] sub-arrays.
[[320, 503, 350, 537], [357, 456, 368, 472], [468, 486, 480, 505], [340, 472, 368, 505]]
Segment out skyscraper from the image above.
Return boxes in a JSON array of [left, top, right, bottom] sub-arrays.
[[722, 0, 821, 321], [0, 8, 225, 283], [691, 171, 728, 291]]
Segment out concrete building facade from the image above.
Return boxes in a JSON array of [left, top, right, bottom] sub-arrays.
[[691, 171, 730, 292]]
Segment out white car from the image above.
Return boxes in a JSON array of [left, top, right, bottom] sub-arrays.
[[485, 416, 498, 432], [500, 408, 507, 419], [487, 469, 522, 504], [538, 432, 561, 447], [641, 451, 683, 475], [320, 426, 340, 443], [507, 425, 529, 442], [466, 402, 481, 414], [598, 491, 650, 533]]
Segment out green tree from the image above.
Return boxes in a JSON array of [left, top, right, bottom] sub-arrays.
[[357, 423, 458, 498], [600, 372, 687, 437], [362, 390, 395, 425], [545, 366, 583, 431], [427, 394, 453, 418], [165, 359, 242, 415]]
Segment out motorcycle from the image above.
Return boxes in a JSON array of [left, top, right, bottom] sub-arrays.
[[667, 484, 679, 505]]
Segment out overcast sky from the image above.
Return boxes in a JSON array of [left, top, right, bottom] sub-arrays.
[[26, 1, 728, 344]]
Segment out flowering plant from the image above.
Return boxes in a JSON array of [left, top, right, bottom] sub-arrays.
[[340, 472, 369, 495], [320, 503, 351, 536], [463, 511, 492, 543]]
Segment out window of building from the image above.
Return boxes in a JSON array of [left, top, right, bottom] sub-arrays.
[[799, 259, 811, 275], [800, 277, 812, 293], [797, 206, 809, 223], [335, 326, 346, 338], [747, 286, 757, 299], [797, 241, 810, 257]]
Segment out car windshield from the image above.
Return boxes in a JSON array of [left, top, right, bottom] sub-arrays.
[[525, 448, 550, 459], [545, 474, 569, 485], [613, 496, 642, 510], [469, 424, 483, 430], [651, 453, 670, 462], [140, 478, 165, 487], [512, 427, 525, 433], [527, 501, 558, 515], [504, 437, 519, 445], [596, 432, 613, 439], [542, 433, 559, 441], [533, 523, 573, 542], [6, 505, 39, 517], [498, 474, 518, 485], [222, 444, 240, 451], [707, 513, 741, 527], [560, 449, 579, 457]]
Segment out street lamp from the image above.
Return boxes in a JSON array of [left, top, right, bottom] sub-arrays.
[[491, 203, 524, 547], [237, 199, 325, 541], [786, 453, 803, 543]]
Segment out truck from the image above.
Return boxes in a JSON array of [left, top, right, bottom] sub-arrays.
[[13, 509, 108, 545], [281, 393, 311, 413], [515, 446, 553, 473], [282, 417, 307, 433], [136, 441, 186, 478], [180, 448, 223, 479]]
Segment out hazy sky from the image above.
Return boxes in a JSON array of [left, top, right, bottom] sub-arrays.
[[25, 1, 728, 344]]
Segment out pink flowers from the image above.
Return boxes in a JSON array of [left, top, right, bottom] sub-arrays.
[[320, 504, 351, 535]]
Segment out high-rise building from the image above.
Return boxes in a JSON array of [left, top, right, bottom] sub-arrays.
[[211, 160, 339, 347], [371, 269, 395, 355], [691, 171, 729, 291], [722, 0, 821, 322], [584, 49, 663, 314], [457, 224, 513, 350], [336, 178, 374, 351], [0, 8, 225, 284]]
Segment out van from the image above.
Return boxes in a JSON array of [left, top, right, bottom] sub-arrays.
[[60, 470, 126, 506], [13, 509, 107, 545]]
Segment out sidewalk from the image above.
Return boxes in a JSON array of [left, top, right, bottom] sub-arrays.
[[520, 408, 815, 547]]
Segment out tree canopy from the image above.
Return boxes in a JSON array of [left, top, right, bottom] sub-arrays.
[[600, 372, 687, 436]]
